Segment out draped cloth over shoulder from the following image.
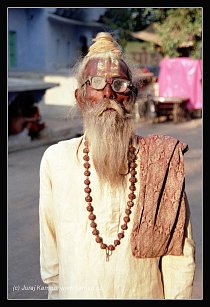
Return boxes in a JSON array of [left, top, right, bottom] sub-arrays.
[[131, 134, 189, 258]]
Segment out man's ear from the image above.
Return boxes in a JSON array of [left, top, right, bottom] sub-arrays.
[[75, 88, 84, 109]]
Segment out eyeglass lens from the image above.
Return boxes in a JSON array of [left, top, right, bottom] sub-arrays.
[[91, 76, 129, 93]]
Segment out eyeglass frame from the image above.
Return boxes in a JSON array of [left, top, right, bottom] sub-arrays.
[[81, 76, 134, 93]]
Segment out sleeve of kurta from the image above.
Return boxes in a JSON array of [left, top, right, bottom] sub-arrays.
[[160, 194, 196, 299], [39, 151, 59, 299]]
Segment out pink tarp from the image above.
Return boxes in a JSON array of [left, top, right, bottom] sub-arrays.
[[158, 57, 202, 110]]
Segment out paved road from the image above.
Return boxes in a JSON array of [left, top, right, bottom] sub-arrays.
[[8, 118, 202, 300]]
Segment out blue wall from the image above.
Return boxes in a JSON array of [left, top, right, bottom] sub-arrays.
[[8, 8, 106, 73], [45, 18, 76, 71], [8, 8, 47, 71], [45, 8, 106, 71]]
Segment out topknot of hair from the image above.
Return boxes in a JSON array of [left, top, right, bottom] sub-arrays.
[[86, 32, 122, 57]]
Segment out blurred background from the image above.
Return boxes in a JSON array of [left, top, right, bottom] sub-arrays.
[[8, 7, 202, 300], [8, 7, 202, 142]]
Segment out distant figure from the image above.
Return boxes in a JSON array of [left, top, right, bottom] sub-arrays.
[[25, 105, 45, 140], [140, 46, 148, 65], [8, 93, 45, 139]]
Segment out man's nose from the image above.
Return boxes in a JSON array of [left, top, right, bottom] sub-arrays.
[[103, 83, 116, 99]]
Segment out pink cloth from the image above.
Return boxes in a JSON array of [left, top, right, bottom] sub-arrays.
[[158, 57, 202, 110]]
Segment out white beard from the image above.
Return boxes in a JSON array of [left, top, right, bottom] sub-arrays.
[[82, 98, 135, 188]]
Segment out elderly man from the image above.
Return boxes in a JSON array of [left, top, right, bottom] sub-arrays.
[[39, 32, 195, 299]]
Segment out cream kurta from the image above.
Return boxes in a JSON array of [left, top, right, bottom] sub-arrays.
[[39, 136, 195, 299]]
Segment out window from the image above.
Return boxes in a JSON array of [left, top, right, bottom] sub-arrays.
[[9, 31, 16, 67]]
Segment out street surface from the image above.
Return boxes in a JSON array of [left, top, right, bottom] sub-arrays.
[[8, 118, 202, 300]]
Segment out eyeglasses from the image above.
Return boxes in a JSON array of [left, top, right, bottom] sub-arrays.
[[81, 76, 133, 93]]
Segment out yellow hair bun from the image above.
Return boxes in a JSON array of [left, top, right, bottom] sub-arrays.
[[87, 32, 122, 57]]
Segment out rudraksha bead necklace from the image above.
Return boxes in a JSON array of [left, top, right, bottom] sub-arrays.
[[83, 137, 138, 261]]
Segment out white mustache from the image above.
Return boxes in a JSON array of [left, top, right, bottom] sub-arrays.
[[95, 99, 131, 118]]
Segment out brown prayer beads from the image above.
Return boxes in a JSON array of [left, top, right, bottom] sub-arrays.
[[83, 137, 138, 261]]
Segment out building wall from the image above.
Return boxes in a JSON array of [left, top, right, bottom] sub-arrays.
[[45, 20, 74, 71], [8, 8, 46, 71], [82, 8, 106, 21], [8, 8, 106, 73], [45, 8, 106, 71]]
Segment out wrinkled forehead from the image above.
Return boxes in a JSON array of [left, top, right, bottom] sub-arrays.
[[84, 57, 130, 79]]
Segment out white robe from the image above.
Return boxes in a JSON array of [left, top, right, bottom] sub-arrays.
[[39, 136, 195, 299]]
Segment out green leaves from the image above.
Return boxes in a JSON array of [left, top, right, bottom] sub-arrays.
[[100, 8, 202, 58], [155, 8, 202, 58]]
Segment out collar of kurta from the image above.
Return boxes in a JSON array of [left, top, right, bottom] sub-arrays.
[[130, 134, 188, 258]]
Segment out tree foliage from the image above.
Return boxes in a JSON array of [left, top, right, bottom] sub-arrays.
[[98, 8, 153, 48], [148, 8, 202, 58], [100, 8, 202, 58]]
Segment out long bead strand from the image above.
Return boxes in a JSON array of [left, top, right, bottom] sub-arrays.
[[83, 137, 137, 261]]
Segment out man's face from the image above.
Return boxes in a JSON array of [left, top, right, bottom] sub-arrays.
[[81, 57, 132, 107], [77, 57, 135, 188]]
